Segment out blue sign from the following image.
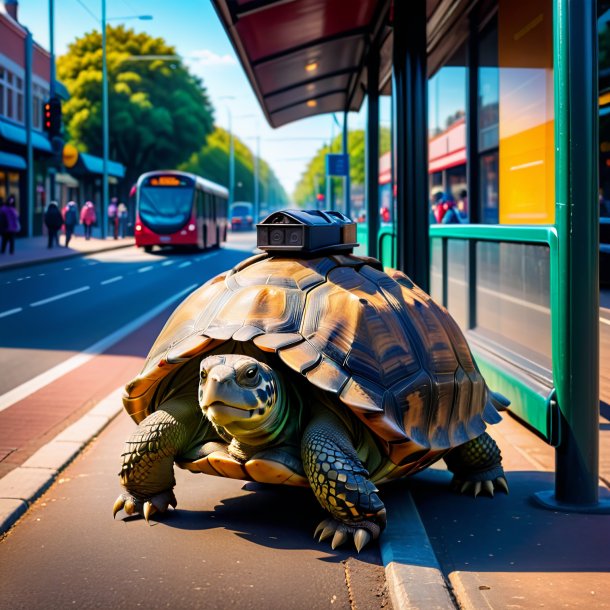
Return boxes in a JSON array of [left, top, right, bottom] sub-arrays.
[[326, 153, 350, 177]]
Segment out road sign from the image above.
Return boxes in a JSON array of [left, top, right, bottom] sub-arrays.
[[326, 153, 349, 176]]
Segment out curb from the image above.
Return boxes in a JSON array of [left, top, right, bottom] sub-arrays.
[[0, 240, 135, 272], [380, 487, 456, 609], [0, 387, 124, 536]]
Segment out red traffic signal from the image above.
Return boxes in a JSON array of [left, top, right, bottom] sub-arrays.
[[42, 97, 62, 137], [316, 193, 325, 201]]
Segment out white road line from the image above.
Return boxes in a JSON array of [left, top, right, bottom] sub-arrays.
[[64, 267, 72, 271], [0, 307, 22, 318], [178, 261, 192, 268], [601, 317, 610, 327], [0, 283, 198, 413], [138, 265, 154, 273], [161, 260, 174, 266], [101, 276, 123, 285], [30, 286, 90, 307], [38, 273, 45, 277]]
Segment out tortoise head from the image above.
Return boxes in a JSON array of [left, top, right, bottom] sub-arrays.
[[198, 354, 280, 437]]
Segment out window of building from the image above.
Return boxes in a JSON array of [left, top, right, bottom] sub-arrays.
[[0, 65, 25, 124], [428, 43, 468, 221]]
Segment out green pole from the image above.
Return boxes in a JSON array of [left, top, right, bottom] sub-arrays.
[[535, 0, 609, 511]]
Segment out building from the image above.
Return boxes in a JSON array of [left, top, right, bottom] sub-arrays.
[[0, 0, 124, 237]]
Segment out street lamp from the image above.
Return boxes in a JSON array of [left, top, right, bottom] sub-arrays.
[[101, 5, 153, 237], [218, 96, 235, 205]]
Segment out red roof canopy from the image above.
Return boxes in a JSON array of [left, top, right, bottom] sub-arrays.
[[212, 0, 390, 128]]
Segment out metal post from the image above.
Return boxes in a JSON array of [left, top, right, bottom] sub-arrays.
[[366, 45, 380, 259], [254, 136, 260, 221], [101, 0, 109, 238], [342, 111, 351, 218], [392, 0, 429, 291], [535, 0, 609, 512], [229, 111, 234, 205], [48, 0, 56, 203], [25, 30, 34, 237]]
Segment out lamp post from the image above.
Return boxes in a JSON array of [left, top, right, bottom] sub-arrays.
[[218, 96, 235, 205], [100, 3, 152, 237]]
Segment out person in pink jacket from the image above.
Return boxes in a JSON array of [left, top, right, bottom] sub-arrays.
[[80, 201, 97, 240]]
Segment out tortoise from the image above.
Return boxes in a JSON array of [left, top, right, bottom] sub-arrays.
[[113, 247, 509, 552]]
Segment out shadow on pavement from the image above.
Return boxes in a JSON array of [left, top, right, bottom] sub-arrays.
[[405, 467, 610, 574]]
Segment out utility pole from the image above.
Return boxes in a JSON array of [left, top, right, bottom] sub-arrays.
[[101, 0, 109, 238], [48, 0, 56, 203]]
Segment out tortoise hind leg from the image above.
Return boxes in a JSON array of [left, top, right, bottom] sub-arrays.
[[443, 432, 509, 497], [302, 410, 386, 552]]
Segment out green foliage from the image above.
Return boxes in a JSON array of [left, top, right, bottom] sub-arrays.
[[57, 25, 214, 185], [292, 127, 391, 206], [180, 127, 289, 210]]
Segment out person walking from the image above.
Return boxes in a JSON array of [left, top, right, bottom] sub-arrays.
[[117, 200, 128, 238], [63, 200, 78, 247], [80, 201, 96, 240], [0, 195, 21, 255], [108, 197, 118, 239], [44, 201, 63, 248]]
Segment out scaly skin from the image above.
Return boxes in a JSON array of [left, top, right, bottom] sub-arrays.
[[302, 410, 386, 552], [443, 432, 509, 497], [114, 396, 207, 520]]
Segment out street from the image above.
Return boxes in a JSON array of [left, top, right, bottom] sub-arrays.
[[0, 233, 388, 610]]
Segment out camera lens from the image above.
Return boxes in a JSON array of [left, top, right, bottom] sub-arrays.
[[270, 229, 284, 244]]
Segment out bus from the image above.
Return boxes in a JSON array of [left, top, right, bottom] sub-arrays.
[[134, 170, 229, 252]]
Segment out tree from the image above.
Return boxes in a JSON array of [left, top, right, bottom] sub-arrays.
[[180, 127, 289, 211], [292, 128, 391, 207], [57, 26, 215, 188]]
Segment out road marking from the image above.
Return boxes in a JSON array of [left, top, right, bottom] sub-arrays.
[[88, 262, 98, 266], [601, 317, 610, 327], [161, 260, 174, 266], [64, 267, 72, 271], [0, 307, 22, 318], [101, 275, 123, 285], [38, 273, 45, 277], [138, 265, 154, 273], [0, 284, 198, 413], [178, 261, 192, 268], [30, 286, 91, 307]]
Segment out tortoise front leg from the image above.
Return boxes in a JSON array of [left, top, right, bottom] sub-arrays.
[[113, 396, 205, 521], [302, 410, 386, 553]]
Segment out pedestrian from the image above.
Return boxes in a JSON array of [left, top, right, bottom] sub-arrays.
[[108, 197, 118, 239], [0, 195, 21, 255], [117, 200, 128, 238], [80, 200, 96, 240], [441, 200, 463, 224], [44, 201, 63, 248], [63, 200, 79, 247]]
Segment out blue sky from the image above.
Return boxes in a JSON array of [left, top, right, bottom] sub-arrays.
[[17, 0, 368, 197]]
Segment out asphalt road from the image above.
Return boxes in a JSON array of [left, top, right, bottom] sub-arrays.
[[0, 240, 253, 396], [0, 232, 389, 609]]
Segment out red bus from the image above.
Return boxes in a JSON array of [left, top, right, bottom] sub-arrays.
[[134, 170, 229, 252]]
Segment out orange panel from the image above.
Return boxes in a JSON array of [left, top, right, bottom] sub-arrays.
[[498, 0, 555, 224]]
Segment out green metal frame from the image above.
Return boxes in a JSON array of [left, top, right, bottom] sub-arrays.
[[429, 224, 559, 441]]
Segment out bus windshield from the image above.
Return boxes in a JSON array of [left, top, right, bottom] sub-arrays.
[[138, 175, 195, 234]]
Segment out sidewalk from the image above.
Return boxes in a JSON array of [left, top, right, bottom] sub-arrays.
[[0, 234, 135, 271]]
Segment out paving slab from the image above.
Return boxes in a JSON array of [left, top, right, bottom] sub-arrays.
[[0, 467, 54, 502], [53, 414, 112, 443], [20, 440, 84, 471]]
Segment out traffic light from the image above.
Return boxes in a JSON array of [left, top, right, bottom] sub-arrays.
[[43, 97, 62, 138]]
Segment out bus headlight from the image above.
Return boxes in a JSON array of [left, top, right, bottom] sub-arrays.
[[136, 224, 142, 231], [188, 224, 196, 231]]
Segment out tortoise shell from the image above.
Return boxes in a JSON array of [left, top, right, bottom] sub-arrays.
[[123, 253, 500, 466]]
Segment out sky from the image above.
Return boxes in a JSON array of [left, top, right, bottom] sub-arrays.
[[16, 0, 369, 198]]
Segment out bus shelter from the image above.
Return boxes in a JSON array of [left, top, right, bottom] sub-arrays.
[[212, 0, 608, 511]]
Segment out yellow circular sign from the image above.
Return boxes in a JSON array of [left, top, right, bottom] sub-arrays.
[[62, 144, 79, 168]]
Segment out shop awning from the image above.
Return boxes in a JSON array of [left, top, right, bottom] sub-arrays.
[[79, 153, 125, 178], [0, 119, 52, 152], [211, 0, 391, 128], [0, 151, 26, 170]]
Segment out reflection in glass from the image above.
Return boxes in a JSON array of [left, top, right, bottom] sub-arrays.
[[447, 240, 469, 329], [476, 241, 551, 370]]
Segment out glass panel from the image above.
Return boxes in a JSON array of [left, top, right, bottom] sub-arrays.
[[479, 22, 499, 152], [599, 2, 610, 217], [430, 237, 443, 303], [138, 186, 194, 234], [428, 43, 467, 223], [447, 239, 469, 329], [498, 0, 555, 224], [476, 241, 551, 370], [480, 152, 499, 223]]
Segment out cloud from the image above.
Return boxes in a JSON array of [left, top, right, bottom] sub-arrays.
[[189, 49, 237, 67]]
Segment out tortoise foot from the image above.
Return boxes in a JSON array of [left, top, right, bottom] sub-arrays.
[[313, 513, 384, 553], [113, 489, 177, 522], [451, 475, 509, 497]]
